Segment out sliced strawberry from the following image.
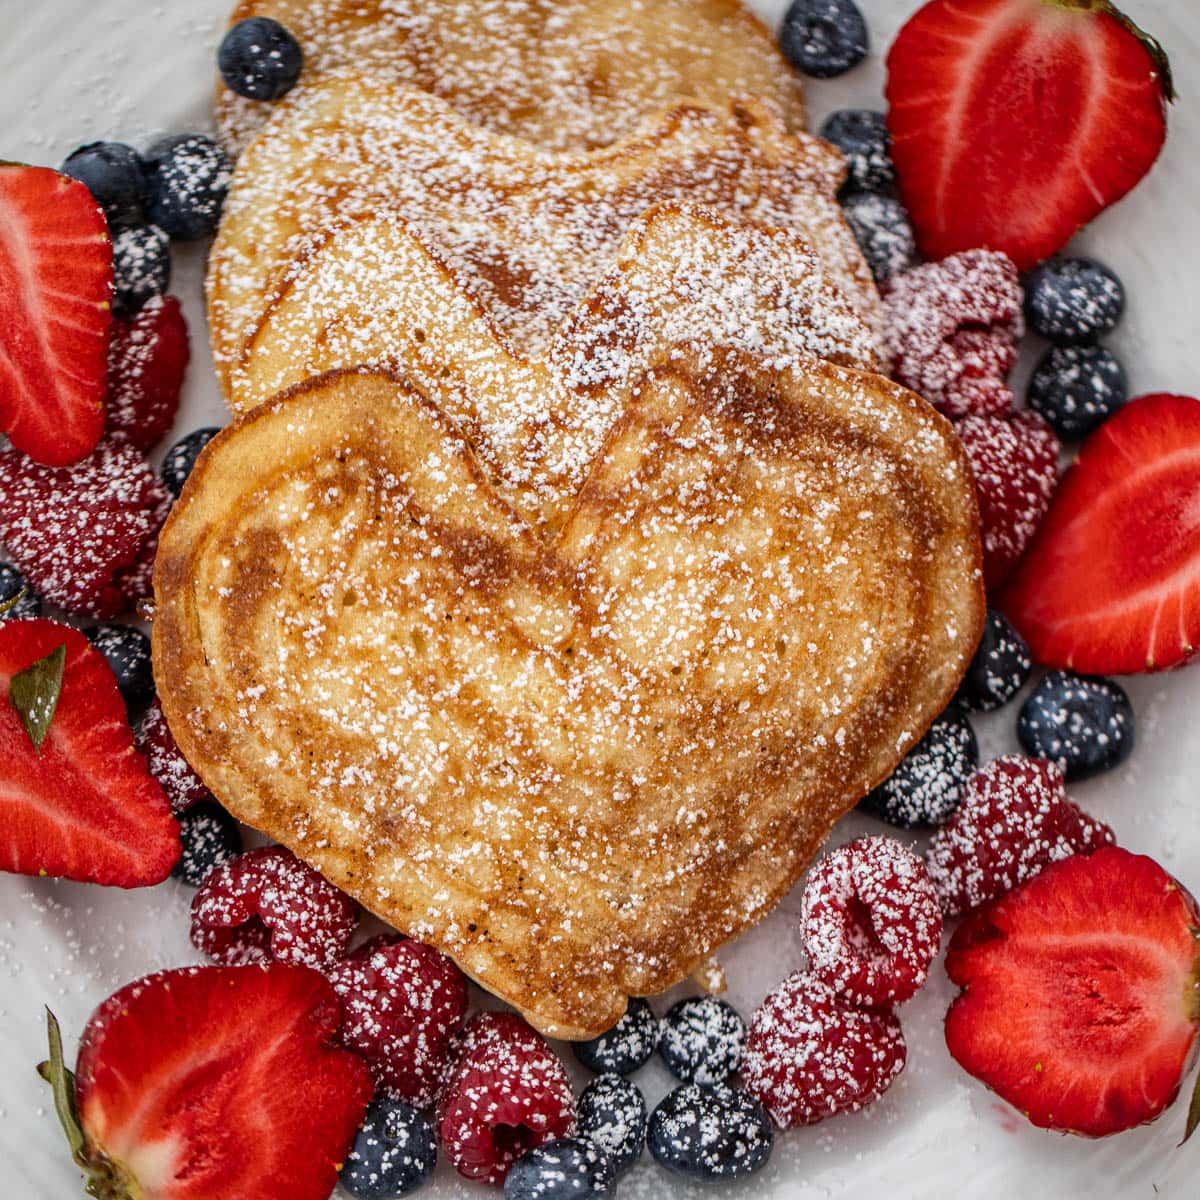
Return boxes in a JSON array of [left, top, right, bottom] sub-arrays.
[[0, 619, 178, 886], [41, 964, 373, 1200], [105, 295, 190, 451], [0, 164, 111, 465], [1001, 393, 1200, 673], [945, 846, 1200, 1137], [886, 0, 1173, 270]]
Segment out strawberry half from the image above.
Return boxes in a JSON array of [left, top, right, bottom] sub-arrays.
[[886, 0, 1173, 270], [1000, 393, 1200, 673], [40, 964, 374, 1200], [945, 846, 1200, 1138], [0, 619, 178, 886], [0, 164, 111, 465]]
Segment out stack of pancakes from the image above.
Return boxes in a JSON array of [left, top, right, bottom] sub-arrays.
[[154, 0, 985, 1037]]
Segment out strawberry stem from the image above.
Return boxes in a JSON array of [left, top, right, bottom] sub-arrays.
[[1049, 0, 1175, 102]]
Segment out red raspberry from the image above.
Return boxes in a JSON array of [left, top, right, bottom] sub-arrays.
[[956, 410, 1061, 589], [741, 973, 905, 1129], [329, 933, 469, 1107], [0, 437, 169, 617], [800, 835, 942, 1007], [105, 294, 190, 451], [137, 698, 212, 813], [884, 249, 1023, 419], [437, 1011, 576, 1185], [191, 846, 358, 970], [926, 755, 1115, 917]]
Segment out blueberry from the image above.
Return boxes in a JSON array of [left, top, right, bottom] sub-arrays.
[[647, 1083, 772, 1183], [1028, 344, 1128, 441], [576, 1074, 647, 1175], [573, 997, 659, 1076], [0, 563, 42, 621], [780, 0, 869, 79], [659, 996, 745, 1085], [1017, 670, 1135, 781], [861, 706, 978, 829], [819, 110, 894, 194], [85, 623, 154, 712], [1024, 257, 1125, 346], [957, 609, 1033, 713], [840, 192, 916, 284], [339, 1098, 437, 1199], [218, 17, 304, 102], [172, 802, 243, 887], [144, 135, 232, 241], [504, 1138, 615, 1200], [111, 224, 171, 316], [161, 428, 221, 498], [61, 142, 146, 229]]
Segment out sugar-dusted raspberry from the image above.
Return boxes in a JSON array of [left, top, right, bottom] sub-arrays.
[[926, 755, 1115, 916], [800, 836, 942, 1007], [884, 249, 1024, 419], [137, 698, 212, 813], [106, 294, 190, 451], [191, 845, 358, 970], [956, 411, 1061, 589], [0, 437, 170, 617], [741, 973, 905, 1128], [329, 933, 469, 1108], [437, 1011, 576, 1186]]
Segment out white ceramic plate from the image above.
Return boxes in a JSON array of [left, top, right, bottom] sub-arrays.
[[2, 2, 1198, 1196]]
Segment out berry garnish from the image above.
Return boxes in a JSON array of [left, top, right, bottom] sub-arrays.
[[172, 801, 244, 887], [329, 933, 469, 1107], [573, 996, 659, 1076], [219, 17, 304, 102], [0, 164, 110, 466], [884, 250, 1023, 420], [741, 972, 906, 1128], [800, 835, 943, 1007], [106, 294, 190, 450], [84, 622, 154, 713], [861, 705, 978, 829], [111, 224, 172, 316], [61, 141, 146, 230], [957, 608, 1032, 712], [0, 436, 170, 618], [161, 426, 221, 497], [504, 1139, 616, 1200], [841, 192, 916, 285], [1028, 344, 1128, 442], [779, 0, 869, 79], [1001, 393, 1200, 673], [0, 562, 42, 621], [1024, 256, 1126, 346], [819, 109, 895, 193], [0, 619, 178, 886], [1017, 670, 1135, 781], [926, 755, 1114, 917], [945, 847, 1200, 1138], [576, 1074, 647, 1175], [144, 134, 232, 241], [339, 1098, 437, 1200], [659, 996, 747, 1086], [137, 697, 212, 812], [886, 0, 1173, 269], [191, 845, 358, 970], [956, 410, 1061, 590], [437, 1011, 576, 1186], [647, 1083, 773, 1182], [40, 964, 373, 1200]]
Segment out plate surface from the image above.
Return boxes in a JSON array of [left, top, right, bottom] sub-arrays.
[[2, 2, 1198, 1196]]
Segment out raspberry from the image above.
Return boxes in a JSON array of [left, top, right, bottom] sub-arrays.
[[190, 845, 358, 970], [437, 1011, 575, 1185], [137, 699, 212, 813], [329, 933, 469, 1108], [740, 973, 905, 1128], [884, 249, 1023, 419], [0, 437, 169, 617], [105, 295, 190, 451], [800, 836, 942, 1007], [926, 756, 1115, 917], [956, 411, 1061, 589]]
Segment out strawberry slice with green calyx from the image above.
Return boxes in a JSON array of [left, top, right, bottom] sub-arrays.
[[886, 0, 1173, 271], [0, 164, 112, 465], [1000, 393, 1200, 674], [39, 964, 374, 1200], [945, 846, 1200, 1139]]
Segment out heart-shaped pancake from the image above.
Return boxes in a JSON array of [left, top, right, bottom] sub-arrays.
[[153, 350, 984, 1038]]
